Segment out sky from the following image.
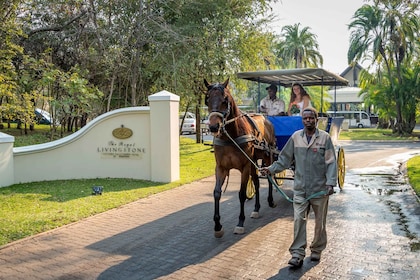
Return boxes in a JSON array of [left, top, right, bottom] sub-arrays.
[[270, 0, 367, 75]]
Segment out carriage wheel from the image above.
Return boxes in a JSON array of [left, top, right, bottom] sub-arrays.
[[337, 146, 345, 189], [275, 170, 287, 185]]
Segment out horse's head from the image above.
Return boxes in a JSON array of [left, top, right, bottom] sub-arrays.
[[204, 78, 231, 135]]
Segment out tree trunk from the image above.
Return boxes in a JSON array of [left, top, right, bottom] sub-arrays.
[[107, 74, 116, 112]]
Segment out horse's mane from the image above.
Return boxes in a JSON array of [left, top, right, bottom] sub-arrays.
[[224, 87, 254, 137]]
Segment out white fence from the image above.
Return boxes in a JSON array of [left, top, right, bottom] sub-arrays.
[[0, 90, 180, 188]]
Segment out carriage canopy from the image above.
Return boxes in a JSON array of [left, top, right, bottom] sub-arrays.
[[236, 68, 349, 87]]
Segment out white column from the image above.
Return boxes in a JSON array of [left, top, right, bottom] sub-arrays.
[[0, 132, 15, 187], [148, 91, 180, 182]]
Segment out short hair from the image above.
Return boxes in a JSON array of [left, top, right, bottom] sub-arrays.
[[302, 107, 318, 118]]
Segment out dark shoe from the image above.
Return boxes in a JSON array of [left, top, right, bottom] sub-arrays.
[[310, 252, 321, 261], [288, 256, 303, 268]]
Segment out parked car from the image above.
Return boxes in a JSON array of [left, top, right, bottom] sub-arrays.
[[179, 112, 196, 134], [35, 108, 55, 125]]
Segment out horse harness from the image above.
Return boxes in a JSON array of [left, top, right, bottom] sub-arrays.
[[212, 112, 279, 161], [206, 82, 278, 162]]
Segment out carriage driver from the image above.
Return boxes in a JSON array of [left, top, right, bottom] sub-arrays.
[[259, 107, 336, 268], [260, 84, 286, 116]]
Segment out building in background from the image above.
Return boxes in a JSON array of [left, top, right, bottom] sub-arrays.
[[327, 63, 378, 126]]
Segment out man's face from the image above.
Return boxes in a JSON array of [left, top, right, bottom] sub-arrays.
[[302, 110, 317, 130], [267, 89, 276, 97]]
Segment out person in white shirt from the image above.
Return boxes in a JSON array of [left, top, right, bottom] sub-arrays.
[[260, 84, 286, 116], [288, 82, 312, 116]]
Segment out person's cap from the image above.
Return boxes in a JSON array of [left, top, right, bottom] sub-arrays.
[[266, 84, 277, 91]]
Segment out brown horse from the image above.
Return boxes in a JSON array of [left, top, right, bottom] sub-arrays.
[[204, 78, 277, 238]]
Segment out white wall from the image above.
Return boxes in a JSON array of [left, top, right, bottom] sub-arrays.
[[0, 133, 15, 187], [327, 87, 364, 103], [0, 91, 180, 187]]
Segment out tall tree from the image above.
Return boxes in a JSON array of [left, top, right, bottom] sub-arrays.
[[153, 0, 276, 142], [276, 23, 323, 68], [5, 0, 277, 138], [0, 0, 45, 132], [348, 0, 420, 134]]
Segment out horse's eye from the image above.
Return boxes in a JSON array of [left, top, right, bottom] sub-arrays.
[[223, 95, 229, 104]]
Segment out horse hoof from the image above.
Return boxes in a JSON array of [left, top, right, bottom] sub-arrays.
[[214, 229, 224, 238], [269, 202, 277, 208], [233, 226, 245, 235], [250, 211, 259, 219]]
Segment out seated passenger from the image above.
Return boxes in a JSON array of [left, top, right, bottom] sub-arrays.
[[260, 84, 286, 116], [288, 83, 312, 116]]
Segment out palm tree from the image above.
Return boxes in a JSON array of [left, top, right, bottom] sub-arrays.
[[276, 23, 323, 68], [348, 0, 419, 134]]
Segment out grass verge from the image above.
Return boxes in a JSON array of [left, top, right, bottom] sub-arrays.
[[407, 156, 420, 197], [339, 128, 420, 141], [0, 136, 215, 246]]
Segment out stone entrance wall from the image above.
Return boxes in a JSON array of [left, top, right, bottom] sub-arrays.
[[0, 90, 180, 187]]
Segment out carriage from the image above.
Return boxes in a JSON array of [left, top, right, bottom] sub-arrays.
[[236, 68, 347, 189], [204, 68, 347, 237]]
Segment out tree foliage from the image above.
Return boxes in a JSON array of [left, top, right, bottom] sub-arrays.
[[275, 23, 323, 68], [348, 0, 420, 134], [1, 0, 279, 142], [0, 0, 24, 128]]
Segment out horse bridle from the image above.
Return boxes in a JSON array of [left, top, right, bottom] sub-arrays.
[[206, 83, 231, 126]]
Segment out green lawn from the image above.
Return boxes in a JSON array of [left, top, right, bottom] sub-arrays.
[[339, 128, 420, 141], [0, 124, 419, 247], [0, 132, 215, 246], [407, 156, 420, 197]]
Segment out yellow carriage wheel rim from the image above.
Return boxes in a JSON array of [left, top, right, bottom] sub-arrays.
[[246, 176, 255, 199], [275, 170, 287, 185], [337, 147, 345, 189]]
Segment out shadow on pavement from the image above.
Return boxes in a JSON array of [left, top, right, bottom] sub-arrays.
[[268, 259, 319, 280], [88, 187, 294, 279]]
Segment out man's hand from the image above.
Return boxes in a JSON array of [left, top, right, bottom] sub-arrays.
[[326, 185, 335, 196], [259, 167, 270, 176]]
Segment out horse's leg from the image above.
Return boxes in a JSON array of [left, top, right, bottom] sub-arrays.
[[263, 153, 277, 208], [250, 165, 261, 218], [233, 167, 250, 235], [267, 178, 276, 208], [214, 167, 228, 238]]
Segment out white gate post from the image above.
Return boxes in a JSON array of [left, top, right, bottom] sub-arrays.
[[148, 91, 180, 182], [0, 133, 15, 187]]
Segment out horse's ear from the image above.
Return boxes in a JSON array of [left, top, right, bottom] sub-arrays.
[[223, 78, 229, 88], [204, 79, 210, 88]]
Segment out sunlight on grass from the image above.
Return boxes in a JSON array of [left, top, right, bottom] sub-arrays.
[[407, 156, 420, 197], [0, 137, 215, 246], [339, 128, 419, 141]]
